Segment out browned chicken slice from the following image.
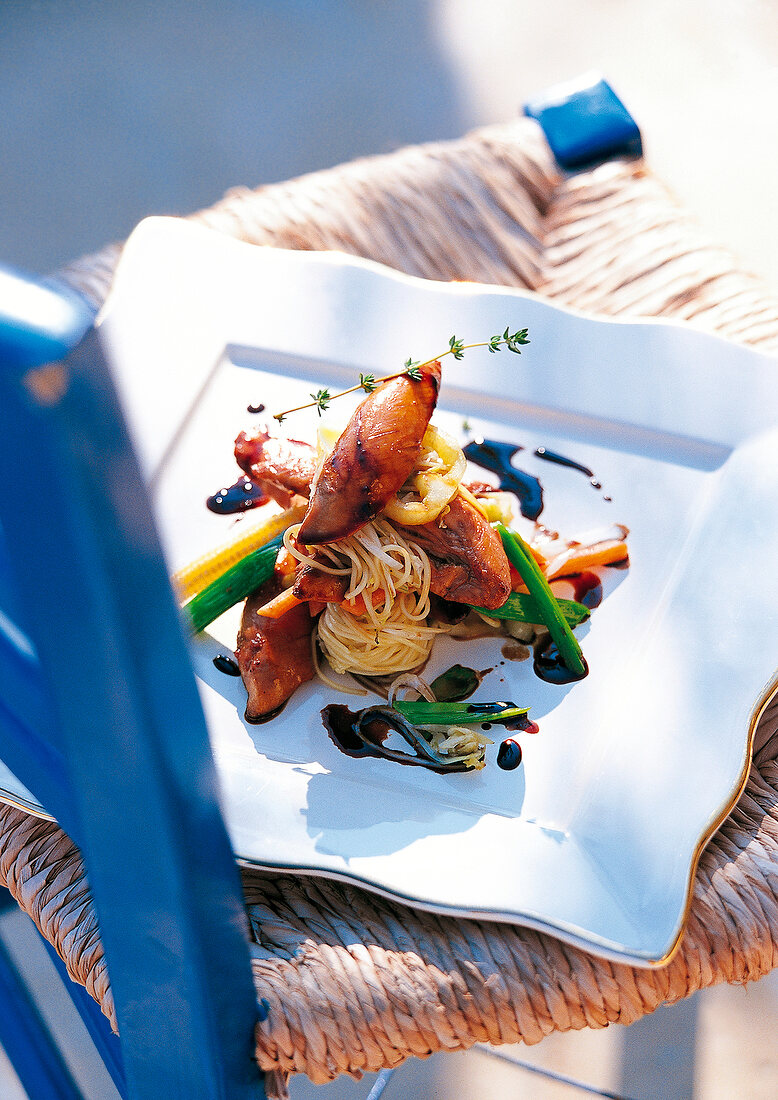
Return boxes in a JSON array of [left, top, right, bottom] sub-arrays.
[[235, 428, 318, 508], [292, 561, 348, 604], [235, 580, 315, 722], [234, 405, 510, 610], [298, 360, 441, 544], [397, 496, 511, 610]]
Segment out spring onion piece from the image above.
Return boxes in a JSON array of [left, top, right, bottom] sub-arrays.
[[185, 533, 284, 633], [393, 700, 529, 725], [468, 591, 590, 628], [495, 524, 587, 678]]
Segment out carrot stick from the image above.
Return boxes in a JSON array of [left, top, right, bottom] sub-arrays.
[[545, 539, 628, 581], [256, 587, 305, 619], [508, 565, 530, 593], [340, 590, 386, 616]]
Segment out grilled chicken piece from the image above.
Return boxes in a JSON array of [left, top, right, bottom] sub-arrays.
[[235, 580, 315, 722], [235, 428, 318, 508], [397, 496, 511, 610], [233, 396, 510, 610], [298, 360, 441, 544], [292, 562, 348, 604]]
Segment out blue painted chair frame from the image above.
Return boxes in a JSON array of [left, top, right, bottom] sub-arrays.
[[0, 267, 266, 1098]]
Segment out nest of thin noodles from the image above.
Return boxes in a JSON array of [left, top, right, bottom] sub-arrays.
[[285, 518, 450, 678], [286, 425, 470, 681]]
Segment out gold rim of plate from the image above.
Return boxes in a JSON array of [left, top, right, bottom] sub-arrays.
[[1, 674, 774, 967]]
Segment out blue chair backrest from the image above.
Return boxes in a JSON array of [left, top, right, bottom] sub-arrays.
[[0, 266, 266, 1098]]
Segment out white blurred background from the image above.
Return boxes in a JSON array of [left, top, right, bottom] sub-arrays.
[[3, 0, 778, 291]]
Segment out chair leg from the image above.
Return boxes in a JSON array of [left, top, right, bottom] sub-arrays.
[[37, 936, 269, 1099], [0, 889, 86, 1100], [0, 889, 269, 1099], [38, 932, 127, 1096]]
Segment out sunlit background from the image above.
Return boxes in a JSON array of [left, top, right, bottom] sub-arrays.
[[2, 2, 778, 1097], [3, 0, 778, 291]]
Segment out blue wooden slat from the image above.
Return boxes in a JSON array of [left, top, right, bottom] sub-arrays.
[[0, 272, 266, 1098], [0, 894, 86, 1100], [0, 700, 70, 827], [0, 520, 35, 638], [0, 267, 94, 372], [0, 605, 70, 820], [38, 932, 127, 1097]]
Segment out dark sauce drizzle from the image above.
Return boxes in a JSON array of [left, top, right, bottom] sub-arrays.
[[566, 570, 603, 610], [213, 654, 240, 676], [321, 704, 469, 772], [533, 642, 589, 685], [246, 701, 288, 725], [322, 702, 537, 772], [322, 704, 387, 762], [497, 738, 522, 770], [534, 446, 611, 502], [247, 403, 265, 414], [463, 438, 544, 520], [464, 437, 612, 517], [207, 476, 268, 515], [323, 704, 542, 773]]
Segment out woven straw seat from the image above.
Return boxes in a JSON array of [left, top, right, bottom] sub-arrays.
[[2, 116, 778, 1095]]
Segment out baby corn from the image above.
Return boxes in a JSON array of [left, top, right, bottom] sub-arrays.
[[171, 504, 306, 603]]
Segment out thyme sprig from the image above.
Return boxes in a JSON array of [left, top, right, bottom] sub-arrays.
[[272, 328, 529, 422]]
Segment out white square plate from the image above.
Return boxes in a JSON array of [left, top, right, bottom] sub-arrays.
[[6, 216, 778, 966]]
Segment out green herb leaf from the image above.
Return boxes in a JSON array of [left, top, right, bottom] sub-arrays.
[[447, 335, 465, 360], [430, 664, 482, 702]]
